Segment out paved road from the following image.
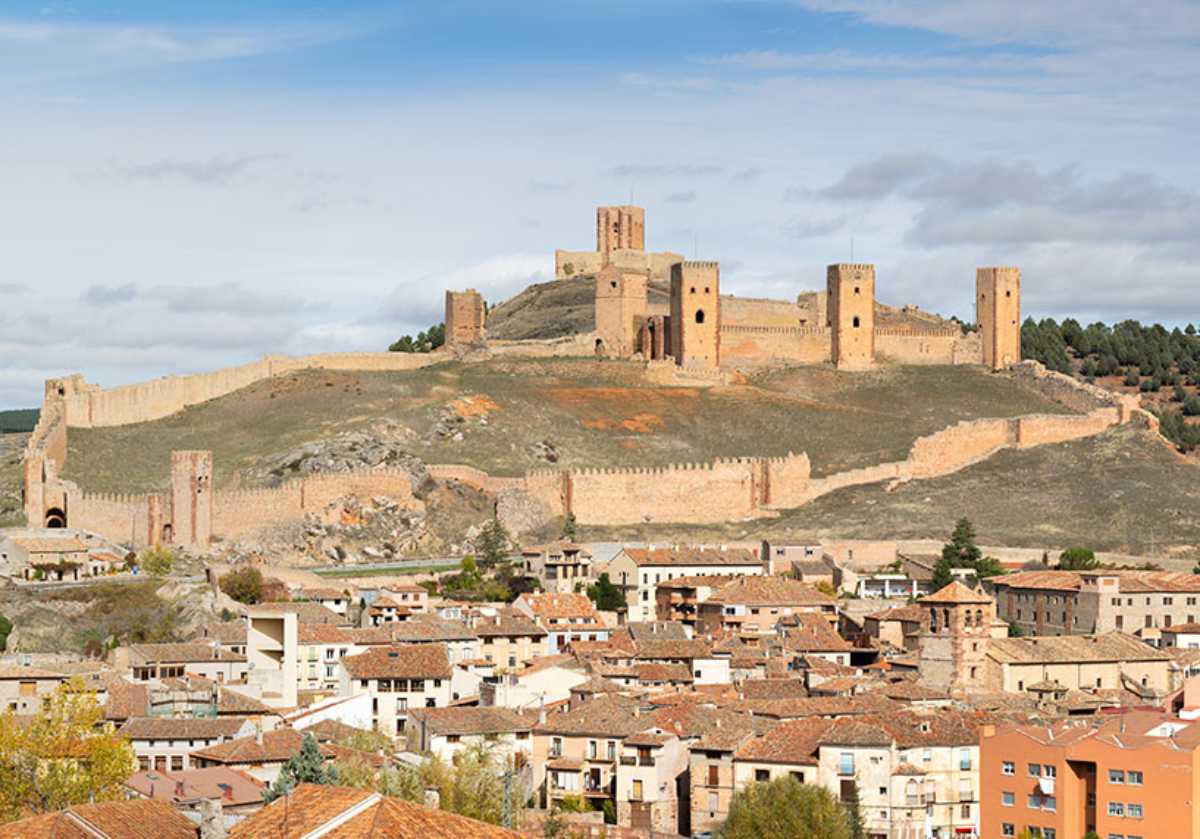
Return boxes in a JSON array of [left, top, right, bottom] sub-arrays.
[[308, 557, 462, 575]]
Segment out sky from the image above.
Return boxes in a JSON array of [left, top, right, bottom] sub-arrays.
[[1, 0, 1198, 409]]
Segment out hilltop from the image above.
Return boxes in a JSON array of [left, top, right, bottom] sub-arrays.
[[60, 359, 1068, 495]]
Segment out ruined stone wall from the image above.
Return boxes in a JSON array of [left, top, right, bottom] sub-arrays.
[[1015, 410, 1120, 447], [426, 464, 525, 495], [445, 290, 486, 346], [908, 418, 1015, 479], [720, 297, 816, 328], [21, 400, 67, 524]]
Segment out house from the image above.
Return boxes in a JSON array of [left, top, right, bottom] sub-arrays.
[[189, 727, 333, 784], [981, 713, 1200, 839], [366, 595, 413, 625], [125, 765, 266, 815], [480, 654, 591, 710], [695, 575, 838, 636], [194, 621, 248, 656], [110, 642, 248, 684], [297, 623, 357, 694], [608, 546, 765, 622], [0, 662, 78, 713], [338, 644, 453, 737], [513, 592, 611, 655], [121, 716, 255, 772], [1161, 622, 1200, 649], [616, 728, 690, 834], [5, 799, 199, 839], [0, 534, 93, 581], [405, 706, 535, 762], [635, 637, 730, 686], [534, 694, 647, 811], [301, 587, 351, 617], [985, 632, 1175, 696], [521, 542, 593, 594], [227, 783, 523, 838], [468, 607, 548, 671], [781, 613, 854, 667], [688, 712, 776, 835], [989, 569, 1200, 637], [861, 604, 927, 652], [853, 554, 969, 598], [349, 615, 479, 665]]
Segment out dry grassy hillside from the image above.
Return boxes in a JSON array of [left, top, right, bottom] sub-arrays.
[[61, 358, 1071, 495], [583, 426, 1200, 558], [0, 433, 27, 527]]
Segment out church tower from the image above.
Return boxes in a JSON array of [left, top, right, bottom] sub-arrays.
[[917, 581, 999, 694]]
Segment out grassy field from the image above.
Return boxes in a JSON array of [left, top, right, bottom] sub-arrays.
[[0, 433, 27, 527], [582, 426, 1200, 558], [61, 359, 1073, 494]]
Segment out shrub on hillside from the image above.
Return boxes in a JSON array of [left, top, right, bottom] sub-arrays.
[[219, 566, 264, 604], [139, 545, 174, 577]]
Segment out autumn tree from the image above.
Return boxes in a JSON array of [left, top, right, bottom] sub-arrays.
[[719, 776, 852, 839], [219, 566, 264, 604], [0, 679, 135, 822]]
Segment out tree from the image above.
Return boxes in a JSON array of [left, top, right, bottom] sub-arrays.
[[1007, 621, 1026, 637], [262, 733, 337, 803], [476, 516, 510, 569], [719, 776, 852, 839], [389, 323, 445, 353], [942, 518, 982, 568], [139, 545, 174, 577], [0, 615, 11, 652], [561, 513, 577, 541], [0, 679, 136, 822], [427, 741, 507, 825], [931, 556, 955, 591], [586, 573, 624, 612], [1058, 547, 1099, 571], [219, 566, 264, 604], [974, 556, 1005, 579]]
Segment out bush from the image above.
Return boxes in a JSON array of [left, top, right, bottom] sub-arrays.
[[219, 566, 264, 604], [1058, 547, 1099, 570], [1185, 396, 1200, 417], [139, 545, 174, 577]]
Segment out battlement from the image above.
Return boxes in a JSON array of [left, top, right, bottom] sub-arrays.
[[829, 263, 876, 272], [680, 260, 719, 269], [873, 326, 962, 338], [720, 324, 831, 337]]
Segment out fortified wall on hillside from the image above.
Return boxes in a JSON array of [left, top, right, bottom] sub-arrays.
[[19, 201, 1130, 548]]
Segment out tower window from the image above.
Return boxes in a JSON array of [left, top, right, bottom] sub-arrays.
[[1005, 290, 1012, 297], [695, 310, 706, 324], [610, 281, 617, 289], [854, 286, 860, 295], [852, 316, 860, 328], [690, 287, 696, 294], [704, 287, 710, 293]]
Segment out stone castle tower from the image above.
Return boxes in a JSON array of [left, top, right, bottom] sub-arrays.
[[594, 264, 648, 356], [596, 205, 645, 257], [976, 267, 1021, 370], [827, 264, 875, 370], [670, 261, 720, 368], [917, 581, 998, 694], [170, 450, 212, 548], [445, 289, 486, 346]]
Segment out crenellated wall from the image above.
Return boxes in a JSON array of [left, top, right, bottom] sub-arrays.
[[719, 325, 832, 367], [874, 328, 982, 366]]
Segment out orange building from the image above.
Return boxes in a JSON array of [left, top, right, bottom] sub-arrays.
[[980, 712, 1200, 839]]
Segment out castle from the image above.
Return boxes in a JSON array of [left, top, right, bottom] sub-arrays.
[[19, 202, 1146, 552]]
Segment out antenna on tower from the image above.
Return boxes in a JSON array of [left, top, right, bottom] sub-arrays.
[[693, 230, 698, 259], [851, 236, 855, 263], [629, 183, 635, 205]]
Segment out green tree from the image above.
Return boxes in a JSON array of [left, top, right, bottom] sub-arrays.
[[586, 573, 624, 612], [262, 733, 337, 803], [1007, 621, 1026, 637], [428, 741, 507, 825], [0, 615, 11, 652], [476, 516, 510, 569], [719, 776, 852, 839], [138, 545, 174, 577], [561, 513, 577, 541], [942, 518, 982, 568], [974, 556, 1005, 579], [0, 679, 136, 822], [389, 322, 446, 353], [219, 566, 264, 604], [931, 556, 955, 591], [1058, 547, 1099, 571]]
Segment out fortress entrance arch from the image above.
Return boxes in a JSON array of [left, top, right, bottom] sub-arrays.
[[44, 507, 66, 528]]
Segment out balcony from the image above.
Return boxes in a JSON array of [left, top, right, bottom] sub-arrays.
[[638, 757, 654, 767], [620, 756, 636, 766]]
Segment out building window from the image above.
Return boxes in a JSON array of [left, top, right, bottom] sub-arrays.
[[708, 791, 719, 813], [1127, 803, 1143, 818], [631, 779, 643, 801], [1108, 802, 1125, 816], [839, 753, 854, 775], [588, 740, 597, 759], [1001, 825, 1014, 837], [960, 803, 970, 818], [1002, 761, 1014, 776], [755, 769, 769, 782], [1001, 792, 1014, 807], [1044, 765, 1056, 778], [1127, 770, 1143, 785], [1028, 793, 1041, 809], [1028, 763, 1041, 777], [1109, 769, 1125, 784], [959, 749, 971, 770], [551, 738, 562, 757], [1044, 795, 1057, 811]]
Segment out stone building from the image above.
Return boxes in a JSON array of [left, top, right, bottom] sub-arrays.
[[917, 581, 1006, 693], [976, 266, 1021, 370], [444, 289, 486, 346], [593, 266, 647, 357], [596, 205, 645, 255], [827, 263, 875, 370], [555, 204, 683, 280]]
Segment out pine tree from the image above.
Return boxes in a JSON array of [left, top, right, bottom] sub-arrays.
[[931, 556, 955, 591], [476, 516, 510, 569], [561, 513, 577, 541], [262, 734, 336, 803], [941, 518, 982, 568]]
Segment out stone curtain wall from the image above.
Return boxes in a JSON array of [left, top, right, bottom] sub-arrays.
[[875, 328, 982, 366], [719, 325, 832, 367]]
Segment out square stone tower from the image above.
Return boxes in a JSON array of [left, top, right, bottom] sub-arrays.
[[670, 261, 720, 368], [596, 205, 645, 256], [171, 450, 212, 548], [917, 581, 998, 694], [976, 267, 1021, 370], [594, 264, 648, 356], [827, 264, 875, 370], [445, 289, 486, 346]]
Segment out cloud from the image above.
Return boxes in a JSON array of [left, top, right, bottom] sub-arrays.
[[105, 154, 281, 186], [665, 191, 696, 204], [711, 49, 1030, 74], [606, 163, 724, 178], [619, 72, 715, 93], [527, 178, 572, 193], [732, 168, 764, 182], [783, 216, 848, 239], [81, 282, 138, 307], [819, 152, 943, 201], [0, 283, 27, 294], [146, 282, 308, 315]]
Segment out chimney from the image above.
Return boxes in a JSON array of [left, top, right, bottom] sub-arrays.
[[221, 783, 233, 802], [255, 723, 264, 746], [198, 797, 226, 839], [538, 697, 547, 725]]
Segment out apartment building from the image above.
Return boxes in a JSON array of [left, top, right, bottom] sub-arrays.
[[111, 642, 248, 684], [338, 644, 453, 737], [297, 623, 357, 694], [513, 593, 611, 654], [468, 607, 547, 671], [980, 713, 1200, 839], [521, 542, 593, 594], [120, 717, 254, 772], [990, 570, 1200, 637], [608, 546, 764, 623]]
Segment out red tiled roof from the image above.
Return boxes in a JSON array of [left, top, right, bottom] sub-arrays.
[[620, 547, 761, 567], [341, 644, 451, 679], [4, 798, 198, 839], [919, 581, 993, 604]]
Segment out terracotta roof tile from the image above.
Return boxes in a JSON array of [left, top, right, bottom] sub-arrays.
[[734, 717, 832, 765], [918, 581, 993, 604], [341, 644, 452, 679], [707, 576, 836, 607], [191, 727, 324, 765], [4, 798, 198, 839], [519, 593, 602, 621], [782, 614, 852, 652], [407, 706, 534, 736], [620, 547, 761, 567], [120, 717, 250, 741], [988, 632, 1172, 664], [297, 623, 354, 644]]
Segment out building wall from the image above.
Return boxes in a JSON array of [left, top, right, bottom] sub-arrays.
[[977, 267, 1022, 370], [594, 267, 647, 357], [671, 262, 720, 368], [827, 264, 875, 370], [718, 325, 831, 367], [875, 328, 982, 366], [597, 206, 645, 254], [445, 289, 486, 346], [994, 659, 1171, 694]]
